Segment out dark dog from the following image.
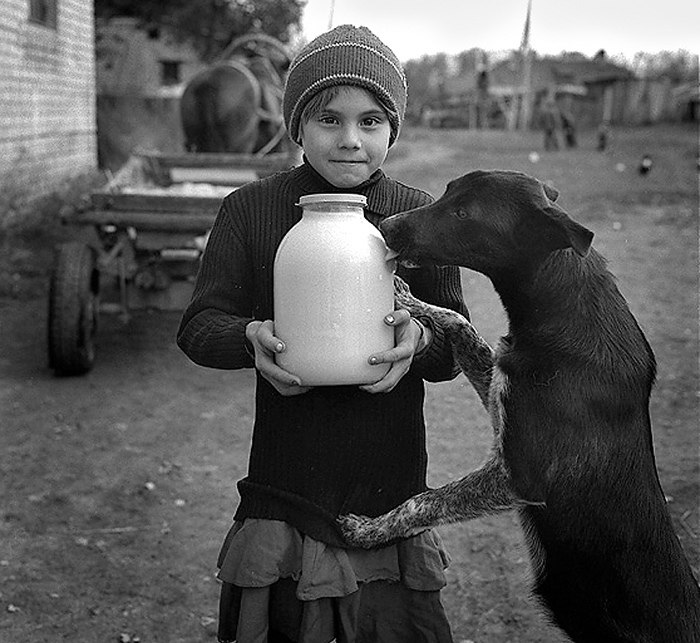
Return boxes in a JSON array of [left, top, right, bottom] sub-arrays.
[[339, 170, 700, 642]]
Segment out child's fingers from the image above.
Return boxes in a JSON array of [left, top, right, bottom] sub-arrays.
[[258, 360, 310, 394], [255, 343, 303, 388], [360, 362, 408, 393], [369, 311, 420, 365], [261, 362, 302, 387], [362, 310, 422, 393], [383, 308, 410, 327], [255, 319, 286, 354], [248, 320, 308, 392], [368, 345, 412, 365], [265, 376, 312, 396]]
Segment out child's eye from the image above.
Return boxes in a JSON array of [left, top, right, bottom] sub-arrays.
[[361, 116, 383, 128], [317, 114, 338, 125]]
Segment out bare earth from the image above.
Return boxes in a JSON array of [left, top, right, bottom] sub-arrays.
[[1, 123, 698, 642]]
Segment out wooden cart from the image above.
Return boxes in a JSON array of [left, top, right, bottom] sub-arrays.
[[48, 150, 294, 375]]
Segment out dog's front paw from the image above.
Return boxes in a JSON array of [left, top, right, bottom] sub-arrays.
[[393, 275, 430, 314], [337, 513, 395, 549], [393, 274, 411, 293]]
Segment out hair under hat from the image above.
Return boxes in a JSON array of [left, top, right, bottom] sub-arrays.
[[283, 24, 407, 147]]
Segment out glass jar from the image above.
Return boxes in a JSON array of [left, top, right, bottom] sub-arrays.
[[273, 193, 395, 385]]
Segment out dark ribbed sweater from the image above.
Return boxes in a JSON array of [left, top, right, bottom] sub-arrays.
[[177, 161, 469, 547]]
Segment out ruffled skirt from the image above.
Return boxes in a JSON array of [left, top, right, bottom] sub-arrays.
[[216, 519, 454, 643]]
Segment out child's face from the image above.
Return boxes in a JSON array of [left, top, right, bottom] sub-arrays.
[[300, 86, 391, 188]]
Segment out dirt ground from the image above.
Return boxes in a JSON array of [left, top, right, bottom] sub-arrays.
[[1, 123, 698, 643]]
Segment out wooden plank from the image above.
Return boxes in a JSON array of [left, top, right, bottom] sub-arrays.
[[74, 209, 216, 232], [141, 151, 295, 173], [131, 231, 204, 250], [89, 191, 225, 213], [169, 166, 258, 185]]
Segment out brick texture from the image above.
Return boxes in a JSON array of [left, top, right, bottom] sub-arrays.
[[0, 0, 97, 197]]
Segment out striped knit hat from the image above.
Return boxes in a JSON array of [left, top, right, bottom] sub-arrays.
[[283, 24, 407, 147]]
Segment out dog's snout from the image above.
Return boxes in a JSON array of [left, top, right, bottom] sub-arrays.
[[379, 215, 405, 249], [379, 215, 397, 235]]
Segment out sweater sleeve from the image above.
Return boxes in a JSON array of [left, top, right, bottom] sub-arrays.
[[176, 197, 255, 370]]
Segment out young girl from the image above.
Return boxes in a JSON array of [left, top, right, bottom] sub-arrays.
[[177, 24, 470, 643]]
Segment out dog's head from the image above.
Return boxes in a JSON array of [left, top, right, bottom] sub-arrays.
[[380, 170, 594, 277]]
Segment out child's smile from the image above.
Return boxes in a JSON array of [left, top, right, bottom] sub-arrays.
[[300, 87, 391, 188]]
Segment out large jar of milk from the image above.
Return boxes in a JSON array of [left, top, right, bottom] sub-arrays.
[[273, 193, 395, 386]]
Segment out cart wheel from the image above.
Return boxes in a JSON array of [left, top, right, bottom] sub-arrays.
[[48, 242, 99, 376]]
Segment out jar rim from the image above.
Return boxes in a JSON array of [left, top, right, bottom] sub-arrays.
[[297, 193, 367, 207]]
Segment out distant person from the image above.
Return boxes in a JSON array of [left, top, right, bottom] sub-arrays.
[[541, 98, 560, 151], [476, 62, 490, 129], [560, 109, 577, 148], [597, 121, 610, 152], [177, 24, 468, 643]]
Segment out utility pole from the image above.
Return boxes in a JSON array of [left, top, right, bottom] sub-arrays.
[[328, 0, 335, 30], [518, 0, 534, 130], [506, 0, 533, 131], [520, 0, 532, 129]]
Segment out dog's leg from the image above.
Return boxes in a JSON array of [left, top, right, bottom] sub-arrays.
[[339, 455, 518, 549], [444, 318, 494, 408], [394, 276, 494, 407], [338, 279, 516, 551]]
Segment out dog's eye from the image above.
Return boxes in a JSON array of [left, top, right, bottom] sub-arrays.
[[452, 208, 469, 219]]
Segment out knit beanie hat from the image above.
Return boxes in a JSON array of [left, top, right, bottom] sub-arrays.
[[283, 24, 407, 147]]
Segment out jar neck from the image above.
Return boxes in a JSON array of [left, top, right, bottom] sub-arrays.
[[302, 204, 365, 215]]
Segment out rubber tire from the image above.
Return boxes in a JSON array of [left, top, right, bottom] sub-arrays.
[[48, 242, 98, 376]]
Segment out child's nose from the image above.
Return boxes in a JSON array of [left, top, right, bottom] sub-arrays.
[[339, 124, 361, 149]]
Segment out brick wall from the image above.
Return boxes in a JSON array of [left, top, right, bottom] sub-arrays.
[[0, 0, 97, 198]]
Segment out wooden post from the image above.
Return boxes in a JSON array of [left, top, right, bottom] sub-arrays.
[[603, 85, 614, 123]]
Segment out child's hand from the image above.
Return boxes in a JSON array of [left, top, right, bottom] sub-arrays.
[[246, 320, 312, 396], [359, 310, 428, 394]]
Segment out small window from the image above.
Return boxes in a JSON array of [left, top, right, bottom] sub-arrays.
[[29, 0, 58, 29], [160, 60, 181, 86]]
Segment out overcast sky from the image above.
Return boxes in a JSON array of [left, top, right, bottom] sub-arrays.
[[300, 0, 700, 62]]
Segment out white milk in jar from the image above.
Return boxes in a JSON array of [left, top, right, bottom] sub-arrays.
[[273, 193, 395, 385]]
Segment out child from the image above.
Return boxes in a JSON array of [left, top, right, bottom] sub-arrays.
[[177, 24, 470, 643]]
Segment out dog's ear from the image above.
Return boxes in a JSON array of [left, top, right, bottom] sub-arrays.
[[543, 204, 594, 256], [542, 182, 559, 202]]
